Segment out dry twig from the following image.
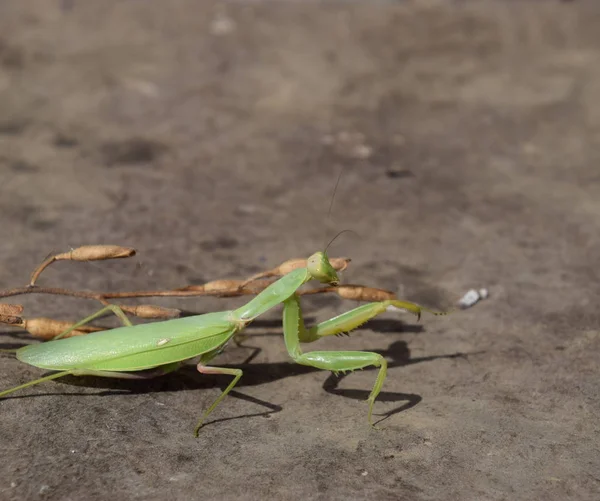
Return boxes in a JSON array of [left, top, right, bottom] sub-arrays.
[[1, 245, 398, 340]]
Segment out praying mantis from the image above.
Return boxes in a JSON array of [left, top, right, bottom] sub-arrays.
[[0, 250, 447, 436]]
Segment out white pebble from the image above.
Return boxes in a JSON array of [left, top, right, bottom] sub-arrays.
[[458, 289, 480, 309], [458, 288, 489, 309]]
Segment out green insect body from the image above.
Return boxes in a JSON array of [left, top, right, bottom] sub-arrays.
[[17, 312, 236, 372], [0, 251, 444, 435]]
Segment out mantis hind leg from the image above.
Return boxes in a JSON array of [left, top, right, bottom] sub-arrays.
[[283, 294, 387, 426], [0, 362, 182, 399], [193, 365, 243, 436], [0, 305, 139, 397], [0, 370, 74, 398]]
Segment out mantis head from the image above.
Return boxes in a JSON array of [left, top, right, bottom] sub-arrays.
[[307, 251, 340, 286]]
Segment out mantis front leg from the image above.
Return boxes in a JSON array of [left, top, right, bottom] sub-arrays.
[[282, 294, 387, 426], [298, 300, 447, 343]]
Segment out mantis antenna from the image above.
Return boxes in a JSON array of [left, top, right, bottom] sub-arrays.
[[327, 166, 345, 219], [323, 167, 360, 253], [324, 229, 359, 254]]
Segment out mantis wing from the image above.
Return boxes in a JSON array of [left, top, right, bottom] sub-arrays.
[[17, 312, 236, 372]]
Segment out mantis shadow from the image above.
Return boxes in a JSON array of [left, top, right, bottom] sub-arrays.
[[0, 327, 481, 427], [321, 341, 477, 426]]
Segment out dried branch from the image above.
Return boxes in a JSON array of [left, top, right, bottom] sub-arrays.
[[0, 247, 397, 341], [29, 245, 136, 286]]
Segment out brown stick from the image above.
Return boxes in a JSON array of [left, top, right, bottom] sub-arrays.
[[29, 245, 136, 286], [1, 246, 402, 341]]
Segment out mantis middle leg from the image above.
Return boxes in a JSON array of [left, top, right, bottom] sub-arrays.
[[53, 304, 133, 339], [0, 362, 182, 398], [193, 365, 243, 436]]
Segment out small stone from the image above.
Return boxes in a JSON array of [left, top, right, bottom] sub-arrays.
[[458, 289, 480, 309], [458, 288, 489, 309]]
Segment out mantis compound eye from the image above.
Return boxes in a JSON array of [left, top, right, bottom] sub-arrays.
[[307, 251, 340, 285]]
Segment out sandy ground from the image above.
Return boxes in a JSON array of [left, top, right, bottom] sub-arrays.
[[0, 1, 599, 500]]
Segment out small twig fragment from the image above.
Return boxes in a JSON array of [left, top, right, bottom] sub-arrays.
[[301, 284, 397, 302], [18, 317, 105, 340], [0, 314, 23, 326], [29, 245, 136, 286], [0, 304, 24, 316], [57, 245, 136, 262], [117, 304, 182, 319], [176, 279, 275, 297]]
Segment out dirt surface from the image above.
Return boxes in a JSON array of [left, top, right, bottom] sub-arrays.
[[0, 1, 599, 500]]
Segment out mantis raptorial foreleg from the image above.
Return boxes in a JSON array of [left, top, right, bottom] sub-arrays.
[[282, 294, 388, 426], [297, 299, 446, 343]]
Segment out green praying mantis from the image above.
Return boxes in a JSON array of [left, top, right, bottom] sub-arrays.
[[0, 250, 447, 436]]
